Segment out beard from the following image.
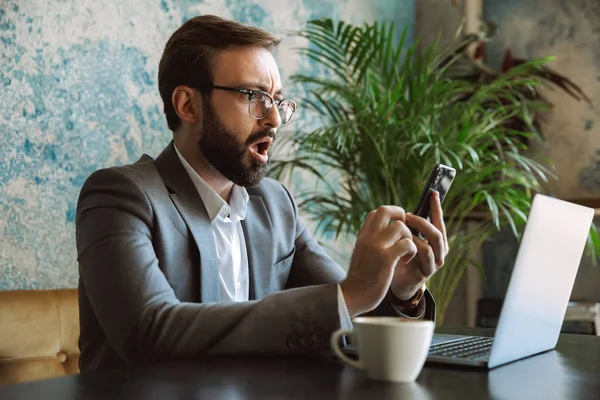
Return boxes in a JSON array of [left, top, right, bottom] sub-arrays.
[[197, 103, 275, 187]]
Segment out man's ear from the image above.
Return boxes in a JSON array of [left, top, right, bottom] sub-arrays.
[[172, 86, 201, 125]]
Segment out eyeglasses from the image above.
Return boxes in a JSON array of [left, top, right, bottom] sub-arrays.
[[212, 85, 297, 125]]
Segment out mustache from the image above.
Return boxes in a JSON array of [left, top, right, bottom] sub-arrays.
[[246, 129, 276, 146]]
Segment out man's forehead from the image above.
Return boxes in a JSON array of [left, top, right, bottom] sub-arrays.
[[213, 46, 282, 94]]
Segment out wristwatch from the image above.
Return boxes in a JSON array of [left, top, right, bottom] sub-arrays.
[[388, 285, 425, 309]]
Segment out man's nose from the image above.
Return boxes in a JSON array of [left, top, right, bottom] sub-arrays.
[[258, 104, 281, 129]]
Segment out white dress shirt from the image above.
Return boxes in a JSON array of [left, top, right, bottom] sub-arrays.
[[175, 145, 249, 302], [174, 144, 359, 328]]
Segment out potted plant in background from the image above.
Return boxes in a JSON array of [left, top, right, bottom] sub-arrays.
[[449, 19, 592, 150], [269, 19, 600, 325]]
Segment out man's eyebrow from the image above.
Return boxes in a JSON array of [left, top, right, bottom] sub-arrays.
[[238, 82, 284, 97]]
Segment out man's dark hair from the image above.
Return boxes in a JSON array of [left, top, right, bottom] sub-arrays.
[[158, 15, 282, 132]]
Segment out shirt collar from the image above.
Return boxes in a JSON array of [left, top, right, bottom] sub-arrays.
[[174, 143, 249, 223]]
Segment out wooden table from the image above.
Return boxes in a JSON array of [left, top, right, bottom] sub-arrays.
[[1, 327, 599, 400]]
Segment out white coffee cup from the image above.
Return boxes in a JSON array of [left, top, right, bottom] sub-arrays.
[[331, 317, 435, 383]]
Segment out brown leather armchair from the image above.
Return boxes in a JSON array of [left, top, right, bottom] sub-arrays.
[[0, 289, 80, 386]]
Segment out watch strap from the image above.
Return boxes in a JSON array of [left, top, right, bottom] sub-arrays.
[[388, 285, 425, 309]]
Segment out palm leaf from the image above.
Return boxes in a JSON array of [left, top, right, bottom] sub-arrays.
[[268, 18, 598, 325]]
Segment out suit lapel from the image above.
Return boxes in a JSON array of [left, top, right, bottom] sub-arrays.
[[153, 142, 220, 303], [242, 195, 273, 301]]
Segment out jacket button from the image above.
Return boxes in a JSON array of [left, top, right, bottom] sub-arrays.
[[57, 352, 67, 363], [287, 337, 300, 349], [301, 336, 312, 347], [312, 333, 324, 343]]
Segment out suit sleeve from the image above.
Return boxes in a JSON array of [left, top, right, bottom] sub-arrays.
[[76, 168, 345, 366], [279, 183, 436, 322]]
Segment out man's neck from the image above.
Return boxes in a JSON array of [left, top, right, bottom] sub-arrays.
[[174, 138, 234, 203]]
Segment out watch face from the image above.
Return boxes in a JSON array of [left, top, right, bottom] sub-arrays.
[[411, 287, 425, 305], [388, 287, 423, 308]]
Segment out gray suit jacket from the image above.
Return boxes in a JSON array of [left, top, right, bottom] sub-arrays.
[[76, 142, 435, 373]]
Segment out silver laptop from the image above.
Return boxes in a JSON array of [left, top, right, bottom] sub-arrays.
[[427, 194, 594, 368]]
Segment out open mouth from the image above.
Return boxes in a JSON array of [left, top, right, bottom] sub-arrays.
[[249, 137, 273, 163]]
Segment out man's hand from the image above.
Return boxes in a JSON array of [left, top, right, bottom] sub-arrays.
[[341, 205, 418, 317], [390, 191, 449, 300]]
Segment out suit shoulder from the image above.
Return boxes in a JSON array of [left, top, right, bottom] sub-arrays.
[[247, 177, 298, 215], [248, 177, 292, 200], [82, 154, 162, 190]]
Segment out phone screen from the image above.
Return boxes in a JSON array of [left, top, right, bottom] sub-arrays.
[[413, 164, 456, 220]]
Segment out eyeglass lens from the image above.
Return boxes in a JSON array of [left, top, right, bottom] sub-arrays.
[[249, 93, 296, 124]]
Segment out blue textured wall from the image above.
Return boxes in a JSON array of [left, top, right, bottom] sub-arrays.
[[0, 0, 415, 290]]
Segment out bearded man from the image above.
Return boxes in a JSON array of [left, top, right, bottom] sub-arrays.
[[75, 15, 446, 374]]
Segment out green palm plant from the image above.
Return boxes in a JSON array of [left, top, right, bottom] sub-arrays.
[[269, 18, 600, 325]]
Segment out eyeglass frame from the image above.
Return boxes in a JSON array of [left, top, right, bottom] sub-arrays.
[[210, 85, 297, 125]]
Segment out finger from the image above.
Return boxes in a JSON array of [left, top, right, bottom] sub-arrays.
[[413, 235, 438, 277], [390, 237, 417, 264], [360, 210, 377, 236], [371, 205, 406, 231], [429, 191, 448, 253], [406, 213, 445, 266], [380, 220, 412, 246]]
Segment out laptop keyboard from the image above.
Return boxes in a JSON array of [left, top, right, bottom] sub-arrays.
[[429, 336, 494, 360]]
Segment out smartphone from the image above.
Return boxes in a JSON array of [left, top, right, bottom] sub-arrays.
[[411, 164, 456, 235]]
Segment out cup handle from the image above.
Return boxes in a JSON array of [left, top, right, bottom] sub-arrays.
[[330, 330, 363, 370]]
